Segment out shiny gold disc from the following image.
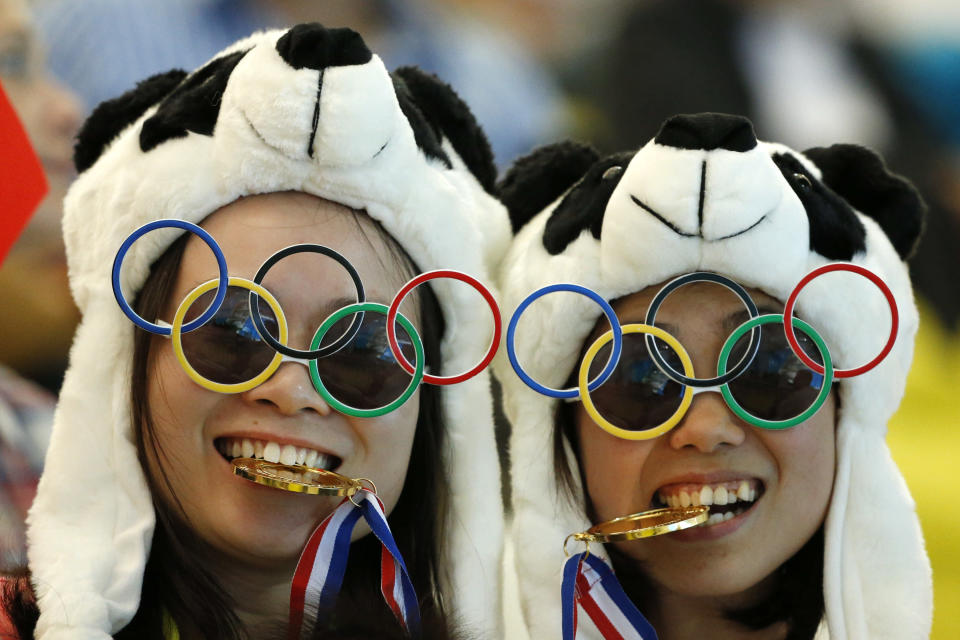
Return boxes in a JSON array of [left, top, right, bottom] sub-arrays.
[[573, 506, 709, 544], [232, 457, 361, 496]]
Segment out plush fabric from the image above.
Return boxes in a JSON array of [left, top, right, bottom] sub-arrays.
[[27, 25, 509, 639], [495, 113, 931, 639]]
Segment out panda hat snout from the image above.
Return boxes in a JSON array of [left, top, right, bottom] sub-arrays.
[[227, 23, 397, 167]]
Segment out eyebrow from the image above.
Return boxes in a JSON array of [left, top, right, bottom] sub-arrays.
[[722, 305, 780, 333]]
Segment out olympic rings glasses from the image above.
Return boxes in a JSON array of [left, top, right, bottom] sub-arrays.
[[508, 267, 898, 440], [113, 220, 502, 418]]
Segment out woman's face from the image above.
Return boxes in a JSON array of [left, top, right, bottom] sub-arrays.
[[575, 282, 836, 598], [146, 192, 422, 570]]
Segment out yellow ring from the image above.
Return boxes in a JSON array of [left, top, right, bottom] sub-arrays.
[[171, 277, 288, 394], [578, 323, 694, 440]]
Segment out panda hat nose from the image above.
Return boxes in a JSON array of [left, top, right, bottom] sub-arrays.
[[654, 113, 757, 152], [276, 22, 372, 70]]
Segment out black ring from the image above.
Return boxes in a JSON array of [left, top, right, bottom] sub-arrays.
[[249, 244, 365, 359], [644, 272, 761, 387]]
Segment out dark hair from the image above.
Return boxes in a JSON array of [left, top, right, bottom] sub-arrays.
[[553, 329, 826, 639], [115, 207, 450, 639]]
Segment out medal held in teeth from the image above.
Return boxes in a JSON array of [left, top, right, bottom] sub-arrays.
[[566, 505, 709, 552], [232, 457, 364, 496]]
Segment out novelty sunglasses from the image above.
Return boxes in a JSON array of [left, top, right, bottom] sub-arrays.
[[508, 268, 898, 440], [113, 220, 501, 418]]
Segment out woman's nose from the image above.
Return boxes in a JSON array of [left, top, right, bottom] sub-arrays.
[[667, 390, 746, 452], [242, 361, 332, 416]]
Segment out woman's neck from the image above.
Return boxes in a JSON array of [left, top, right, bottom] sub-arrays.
[[178, 551, 295, 640], [647, 579, 788, 640]]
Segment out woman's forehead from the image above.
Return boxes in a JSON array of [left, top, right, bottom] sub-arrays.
[[613, 280, 782, 319]]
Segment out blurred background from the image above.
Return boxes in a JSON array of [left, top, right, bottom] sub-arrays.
[[2, 0, 957, 635]]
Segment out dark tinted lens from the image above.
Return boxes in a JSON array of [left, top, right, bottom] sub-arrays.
[[313, 314, 416, 410], [726, 324, 825, 421], [587, 334, 685, 432], [180, 287, 278, 384]]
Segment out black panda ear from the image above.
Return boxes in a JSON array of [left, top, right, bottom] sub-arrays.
[[392, 74, 452, 170], [74, 69, 187, 173], [497, 142, 601, 233], [803, 144, 926, 260], [391, 66, 497, 195]]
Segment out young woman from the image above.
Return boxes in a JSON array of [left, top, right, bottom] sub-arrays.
[[1, 23, 509, 639], [495, 113, 932, 639]]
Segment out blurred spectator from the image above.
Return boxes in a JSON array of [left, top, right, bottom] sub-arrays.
[[569, 0, 960, 331], [0, 366, 52, 569], [33, 0, 567, 167], [565, 2, 960, 637], [0, 0, 82, 393], [0, 0, 71, 567]]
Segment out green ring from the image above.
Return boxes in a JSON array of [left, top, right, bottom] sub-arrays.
[[718, 314, 833, 429], [308, 302, 424, 417]]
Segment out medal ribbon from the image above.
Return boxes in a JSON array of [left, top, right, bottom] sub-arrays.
[[562, 552, 658, 640], [288, 490, 421, 639]]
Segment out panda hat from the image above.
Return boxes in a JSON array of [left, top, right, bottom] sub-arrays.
[[26, 24, 509, 639], [495, 114, 931, 639]]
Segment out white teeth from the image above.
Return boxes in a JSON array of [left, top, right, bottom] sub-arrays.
[[738, 481, 750, 501], [727, 491, 738, 505], [707, 512, 723, 525], [219, 437, 335, 470], [691, 490, 700, 506], [679, 491, 691, 507], [280, 444, 298, 465], [699, 486, 713, 506], [263, 442, 281, 463], [714, 486, 728, 505], [723, 512, 734, 521]]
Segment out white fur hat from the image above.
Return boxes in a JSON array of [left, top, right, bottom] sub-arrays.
[[26, 24, 509, 639], [494, 114, 931, 639]]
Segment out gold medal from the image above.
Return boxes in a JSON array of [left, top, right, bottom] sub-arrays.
[[565, 506, 709, 554], [232, 457, 363, 496]]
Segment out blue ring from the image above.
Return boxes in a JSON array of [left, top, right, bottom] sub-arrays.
[[112, 219, 228, 335], [506, 283, 623, 399]]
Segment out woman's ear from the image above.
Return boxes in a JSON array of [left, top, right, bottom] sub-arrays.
[[803, 144, 926, 260]]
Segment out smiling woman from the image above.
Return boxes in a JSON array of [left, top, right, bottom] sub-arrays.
[[1, 23, 509, 640], [495, 113, 931, 639]]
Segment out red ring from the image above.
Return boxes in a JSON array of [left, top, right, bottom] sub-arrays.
[[782, 263, 898, 379], [386, 270, 501, 385]]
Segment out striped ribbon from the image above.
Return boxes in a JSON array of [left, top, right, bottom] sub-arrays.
[[288, 490, 421, 639], [562, 552, 658, 640]]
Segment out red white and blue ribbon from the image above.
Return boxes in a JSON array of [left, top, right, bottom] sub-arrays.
[[289, 490, 421, 639], [562, 552, 658, 640]]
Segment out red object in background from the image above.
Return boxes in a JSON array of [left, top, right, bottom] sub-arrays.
[[0, 80, 48, 265]]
